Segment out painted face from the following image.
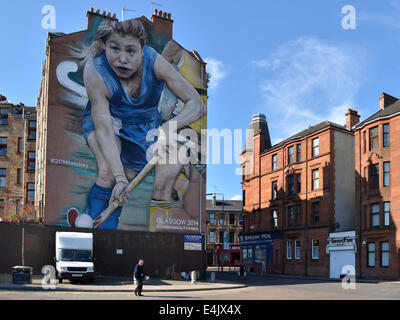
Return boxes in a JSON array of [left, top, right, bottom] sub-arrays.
[[105, 33, 143, 80]]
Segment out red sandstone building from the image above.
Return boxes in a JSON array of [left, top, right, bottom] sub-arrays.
[[241, 113, 357, 277], [354, 92, 400, 280]]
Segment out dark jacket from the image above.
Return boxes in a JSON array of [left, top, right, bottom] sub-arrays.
[[134, 264, 144, 280]]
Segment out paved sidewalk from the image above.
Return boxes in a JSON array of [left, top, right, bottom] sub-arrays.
[[0, 275, 246, 293], [206, 268, 400, 285]]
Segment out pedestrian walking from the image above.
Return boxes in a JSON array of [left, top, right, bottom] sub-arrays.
[[134, 259, 145, 296], [239, 263, 245, 277]]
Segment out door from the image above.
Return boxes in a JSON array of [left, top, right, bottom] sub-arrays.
[[330, 249, 355, 279]]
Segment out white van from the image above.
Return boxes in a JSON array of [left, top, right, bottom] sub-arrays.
[[55, 232, 94, 283]]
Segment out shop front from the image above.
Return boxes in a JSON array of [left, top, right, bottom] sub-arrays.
[[216, 244, 241, 267], [239, 232, 281, 273]]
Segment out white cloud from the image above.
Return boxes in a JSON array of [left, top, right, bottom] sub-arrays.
[[253, 37, 366, 140], [205, 58, 226, 90], [230, 194, 242, 200]]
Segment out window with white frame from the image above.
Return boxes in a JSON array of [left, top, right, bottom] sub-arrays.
[[371, 204, 380, 227], [287, 240, 293, 259], [384, 202, 390, 226], [312, 239, 319, 260], [295, 240, 301, 260], [381, 242, 389, 267], [367, 243, 375, 267]]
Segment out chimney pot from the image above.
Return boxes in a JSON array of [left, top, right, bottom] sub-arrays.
[[96, 9, 100, 14], [154, 9, 158, 15], [90, 7, 94, 12], [212, 193, 216, 207], [112, 13, 116, 19], [107, 12, 111, 17], [167, 13, 171, 19], [159, 10, 163, 17], [163, 12, 167, 18], [102, 11, 106, 16]]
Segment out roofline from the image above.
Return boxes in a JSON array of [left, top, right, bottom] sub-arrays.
[[258, 122, 351, 156], [354, 111, 400, 130]]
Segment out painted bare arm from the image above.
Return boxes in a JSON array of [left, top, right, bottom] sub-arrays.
[[84, 60, 129, 204], [154, 54, 206, 130]]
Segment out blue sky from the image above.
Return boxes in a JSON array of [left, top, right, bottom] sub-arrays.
[[1, 0, 400, 201]]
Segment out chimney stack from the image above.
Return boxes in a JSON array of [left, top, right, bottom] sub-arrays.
[[249, 113, 272, 151], [345, 108, 360, 130], [379, 92, 399, 110], [0, 95, 6, 102], [151, 9, 174, 38], [212, 193, 216, 207], [87, 8, 118, 30]]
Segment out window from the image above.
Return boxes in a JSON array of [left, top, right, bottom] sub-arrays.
[[288, 146, 294, 164], [219, 231, 224, 244], [384, 202, 390, 226], [272, 181, 278, 200], [312, 169, 319, 190], [295, 240, 301, 259], [209, 232, 215, 243], [272, 209, 278, 228], [363, 131, 366, 153], [312, 138, 319, 157], [381, 242, 389, 267], [0, 137, 7, 156], [229, 214, 235, 225], [287, 240, 293, 259], [288, 175, 295, 194], [18, 137, 23, 153], [27, 183, 35, 203], [367, 243, 375, 267], [371, 204, 380, 227], [28, 121, 36, 140], [383, 124, 389, 147], [297, 174, 301, 193], [312, 239, 319, 260], [272, 154, 278, 170], [296, 204, 301, 225], [0, 108, 8, 125], [209, 213, 215, 224], [243, 190, 246, 206], [288, 206, 294, 226], [296, 144, 301, 162], [369, 126, 379, 151], [383, 162, 390, 187], [239, 214, 243, 225], [28, 151, 36, 171], [369, 164, 379, 190], [229, 232, 234, 243], [16, 199, 21, 214], [312, 202, 319, 224], [17, 168, 21, 185], [219, 214, 225, 226], [0, 169, 6, 188]]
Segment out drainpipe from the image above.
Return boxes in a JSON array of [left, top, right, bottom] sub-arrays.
[[358, 131, 362, 279], [305, 138, 309, 276]]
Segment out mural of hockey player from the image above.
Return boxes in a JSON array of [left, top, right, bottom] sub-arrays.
[[77, 18, 205, 229]]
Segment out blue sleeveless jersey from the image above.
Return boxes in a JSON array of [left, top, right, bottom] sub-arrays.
[[82, 45, 164, 172]]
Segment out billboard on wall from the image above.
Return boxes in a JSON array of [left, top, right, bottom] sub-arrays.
[[42, 11, 207, 233]]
